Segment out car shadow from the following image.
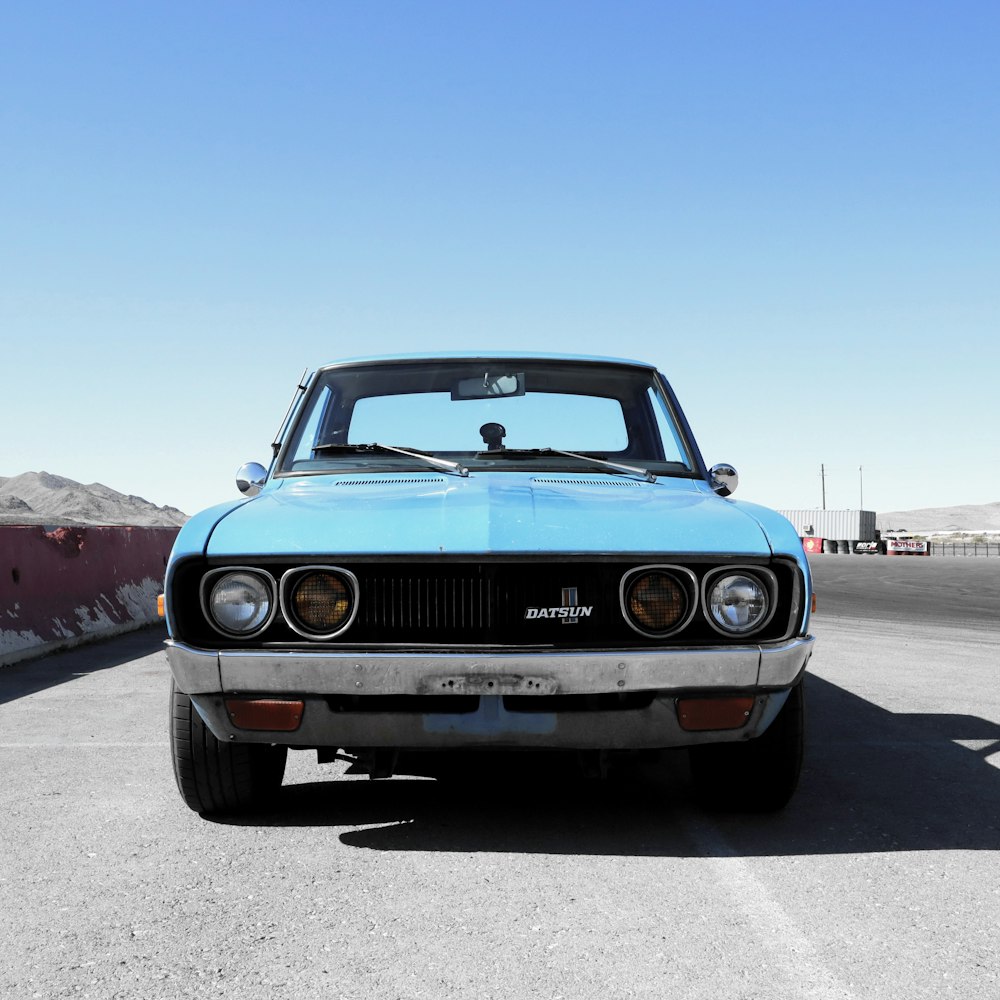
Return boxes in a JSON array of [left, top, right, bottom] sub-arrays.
[[0, 624, 167, 705], [216, 674, 1000, 857]]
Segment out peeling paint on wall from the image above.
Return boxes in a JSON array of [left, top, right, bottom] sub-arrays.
[[0, 627, 46, 658], [117, 577, 164, 622], [50, 618, 76, 640], [0, 525, 179, 666]]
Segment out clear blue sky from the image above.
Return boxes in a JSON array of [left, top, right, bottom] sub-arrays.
[[2, 1, 997, 517]]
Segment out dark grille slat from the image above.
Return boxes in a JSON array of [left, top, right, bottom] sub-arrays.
[[358, 573, 497, 631]]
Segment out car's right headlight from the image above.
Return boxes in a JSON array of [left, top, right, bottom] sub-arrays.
[[204, 570, 276, 636]]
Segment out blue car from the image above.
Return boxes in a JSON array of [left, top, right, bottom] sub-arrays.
[[164, 354, 815, 815]]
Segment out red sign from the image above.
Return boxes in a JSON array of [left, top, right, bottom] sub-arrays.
[[802, 537, 824, 554]]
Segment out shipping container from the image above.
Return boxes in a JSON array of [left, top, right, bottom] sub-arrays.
[[776, 509, 877, 542]]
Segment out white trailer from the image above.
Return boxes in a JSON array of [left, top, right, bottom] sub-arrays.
[[777, 509, 878, 554]]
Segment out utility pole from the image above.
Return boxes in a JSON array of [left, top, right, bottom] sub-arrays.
[[821, 464, 826, 511]]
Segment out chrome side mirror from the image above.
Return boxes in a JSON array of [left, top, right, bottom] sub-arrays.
[[236, 462, 267, 497], [709, 463, 738, 497]]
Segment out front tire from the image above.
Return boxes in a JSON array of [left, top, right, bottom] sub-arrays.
[[169, 680, 287, 816], [688, 680, 805, 812]]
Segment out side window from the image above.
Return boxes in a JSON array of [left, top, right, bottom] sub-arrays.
[[288, 385, 332, 463], [646, 388, 690, 466]]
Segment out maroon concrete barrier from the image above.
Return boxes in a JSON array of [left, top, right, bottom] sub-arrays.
[[0, 525, 179, 666]]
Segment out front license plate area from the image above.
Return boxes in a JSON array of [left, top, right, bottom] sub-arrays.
[[420, 673, 559, 696]]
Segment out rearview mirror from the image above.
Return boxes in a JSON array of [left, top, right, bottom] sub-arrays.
[[451, 372, 525, 400]]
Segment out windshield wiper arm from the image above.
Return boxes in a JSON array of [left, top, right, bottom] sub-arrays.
[[484, 448, 656, 483], [312, 442, 468, 477]]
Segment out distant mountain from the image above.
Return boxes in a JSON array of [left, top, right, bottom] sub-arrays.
[[0, 471, 188, 527], [876, 501, 1000, 535]]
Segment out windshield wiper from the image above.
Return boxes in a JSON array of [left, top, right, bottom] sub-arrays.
[[482, 448, 656, 483], [312, 443, 469, 477]]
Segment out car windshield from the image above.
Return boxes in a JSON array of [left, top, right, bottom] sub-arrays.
[[276, 358, 698, 478]]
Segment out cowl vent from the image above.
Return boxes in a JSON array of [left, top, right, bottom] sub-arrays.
[[334, 477, 447, 487], [531, 477, 643, 488]]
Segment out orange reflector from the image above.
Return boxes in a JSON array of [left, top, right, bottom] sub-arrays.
[[812, 593, 817, 613], [225, 698, 305, 732], [157, 594, 165, 618], [676, 696, 755, 732]]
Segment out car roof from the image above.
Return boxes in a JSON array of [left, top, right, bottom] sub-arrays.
[[316, 352, 656, 372]]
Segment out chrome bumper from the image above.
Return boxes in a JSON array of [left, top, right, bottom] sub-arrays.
[[165, 636, 814, 697], [166, 637, 814, 750]]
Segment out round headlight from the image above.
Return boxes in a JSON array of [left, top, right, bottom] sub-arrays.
[[289, 571, 354, 636], [625, 570, 689, 635], [208, 571, 273, 635], [707, 574, 769, 634]]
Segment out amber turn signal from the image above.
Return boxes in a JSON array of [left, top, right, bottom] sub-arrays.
[[225, 698, 305, 732], [676, 696, 755, 731], [157, 594, 165, 618]]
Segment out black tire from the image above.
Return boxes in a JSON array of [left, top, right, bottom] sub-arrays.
[[169, 680, 287, 816], [688, 680, 805, 812]]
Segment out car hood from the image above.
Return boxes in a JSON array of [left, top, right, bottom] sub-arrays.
[[200, 472, 792, 558]]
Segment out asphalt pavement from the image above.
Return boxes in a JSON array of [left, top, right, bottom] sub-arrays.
[[1, 556, 997, 999]]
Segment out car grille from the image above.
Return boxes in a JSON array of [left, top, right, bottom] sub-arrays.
[[359, 572, 496, 632], [174, 557, 803, 649], [349, 563, 622, 643]]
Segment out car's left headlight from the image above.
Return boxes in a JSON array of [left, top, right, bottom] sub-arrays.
[[705, 572, 772, 635]]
